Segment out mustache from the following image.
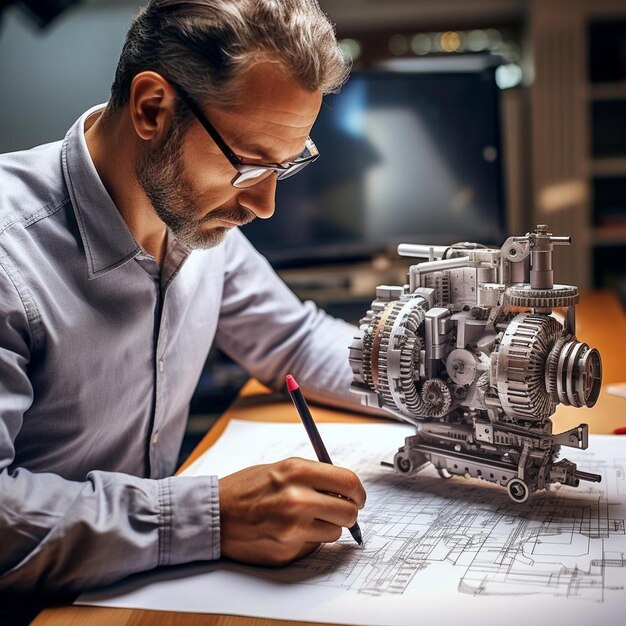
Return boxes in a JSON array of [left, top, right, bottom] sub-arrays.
[[201, 206, 256, 227]]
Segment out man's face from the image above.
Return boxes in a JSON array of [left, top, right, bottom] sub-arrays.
[[136, 61, 323, 249]]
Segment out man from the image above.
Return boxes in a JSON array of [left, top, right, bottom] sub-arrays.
[[0, 0, 369, 595]]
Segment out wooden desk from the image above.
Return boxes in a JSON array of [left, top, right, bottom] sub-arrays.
[[31, 291, 626, 626]]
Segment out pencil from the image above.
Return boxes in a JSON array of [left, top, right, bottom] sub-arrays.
[[286, 374, 363, 546]]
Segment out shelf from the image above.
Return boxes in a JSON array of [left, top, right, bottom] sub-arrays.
[[591, 157, 626, 176], [589, 82, 626, 101]]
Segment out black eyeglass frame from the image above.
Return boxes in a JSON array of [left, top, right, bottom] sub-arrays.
[[169, 81, 320, 189]]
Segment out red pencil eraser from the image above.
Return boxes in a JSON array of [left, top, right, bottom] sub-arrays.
[[286, 374, 299, 392]]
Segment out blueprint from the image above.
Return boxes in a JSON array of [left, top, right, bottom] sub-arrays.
[[78, 420, 626, 626]]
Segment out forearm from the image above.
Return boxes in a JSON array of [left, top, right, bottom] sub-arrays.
[[275, 310, 389, 416], [0, 468, 219, 595], [216, 231, 388, 416]]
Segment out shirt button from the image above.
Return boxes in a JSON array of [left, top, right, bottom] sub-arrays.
[[158, 359, 164, 372], [152, 431, 160, 444]]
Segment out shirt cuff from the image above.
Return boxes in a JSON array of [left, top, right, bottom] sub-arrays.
[[156, 475, 220, 567]]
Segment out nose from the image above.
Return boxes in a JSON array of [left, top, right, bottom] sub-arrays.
[[237, 174, 277, 220]]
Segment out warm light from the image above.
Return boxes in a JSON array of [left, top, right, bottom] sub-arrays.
[[538, 180, 588, 213], [441, 31, 461, 53]]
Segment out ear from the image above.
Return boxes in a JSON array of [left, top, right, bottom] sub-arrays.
[[128, 71, 177, 143]]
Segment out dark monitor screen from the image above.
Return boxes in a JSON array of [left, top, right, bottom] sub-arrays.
[[242, 61, 505, 266]]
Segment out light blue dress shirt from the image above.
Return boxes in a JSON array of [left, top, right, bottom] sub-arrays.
[[0, 105, 360, 594]]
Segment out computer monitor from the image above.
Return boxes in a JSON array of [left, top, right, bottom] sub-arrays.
[[242, 56, 505, 267]]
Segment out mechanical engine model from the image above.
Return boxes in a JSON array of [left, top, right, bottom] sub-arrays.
[[349, 225, 602, 502]]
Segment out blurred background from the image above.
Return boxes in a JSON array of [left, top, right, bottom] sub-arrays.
[[1, 0, 625, 459]]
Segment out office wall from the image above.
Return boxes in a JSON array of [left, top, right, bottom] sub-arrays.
[[0, 0, 143, 153]]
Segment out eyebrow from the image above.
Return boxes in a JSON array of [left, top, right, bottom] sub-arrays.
[[236, 142, 304, 164]]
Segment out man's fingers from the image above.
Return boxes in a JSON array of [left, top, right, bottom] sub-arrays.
[[309, 519, 344, 543], [276, 484, 359, 529], [220, 459, 365, 567], [307, 491, 360, 529], [284, 458, 366, 508]]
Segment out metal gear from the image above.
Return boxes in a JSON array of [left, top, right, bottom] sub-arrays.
[[505, 284, 579, 308], [348, 225, 605, 502], [353, 296, 428, 418], [420, 378, 452, 418], [554, 340, 601, 408], [446, 348, 478, 385], [397, 334, 425, 414], [545, 336, 567, 401], [495, 313, 562, 422], [358, 308, 380, 392], [374, 300, 410, 411]]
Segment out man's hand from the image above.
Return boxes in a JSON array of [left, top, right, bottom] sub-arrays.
[[218, 457, 366, 566]]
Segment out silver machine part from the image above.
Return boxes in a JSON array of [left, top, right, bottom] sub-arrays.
[[350, 225, 603, 502]]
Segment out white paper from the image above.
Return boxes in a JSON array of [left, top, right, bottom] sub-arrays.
[[78, 420, 626, 626]]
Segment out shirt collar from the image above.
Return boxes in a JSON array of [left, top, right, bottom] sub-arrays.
[[62, 103, 141, 279]]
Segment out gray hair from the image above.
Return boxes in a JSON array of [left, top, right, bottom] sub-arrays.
[[107, 0, 349, 114]]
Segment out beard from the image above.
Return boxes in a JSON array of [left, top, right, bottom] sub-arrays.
[[135, 123, 256, 250]]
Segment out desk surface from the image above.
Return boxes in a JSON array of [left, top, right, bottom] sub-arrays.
[[31, 291, 626, 626]]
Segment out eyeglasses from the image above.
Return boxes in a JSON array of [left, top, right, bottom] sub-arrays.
[[169, 81, 320, 189]]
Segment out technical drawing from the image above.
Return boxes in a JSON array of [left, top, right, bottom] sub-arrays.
[[257, 451, 625, 603], [349, 225, 604, 501], [82, 422, 626, 626]]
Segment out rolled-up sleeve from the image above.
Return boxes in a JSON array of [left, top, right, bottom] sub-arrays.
[[0, 262, 220, 595]]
